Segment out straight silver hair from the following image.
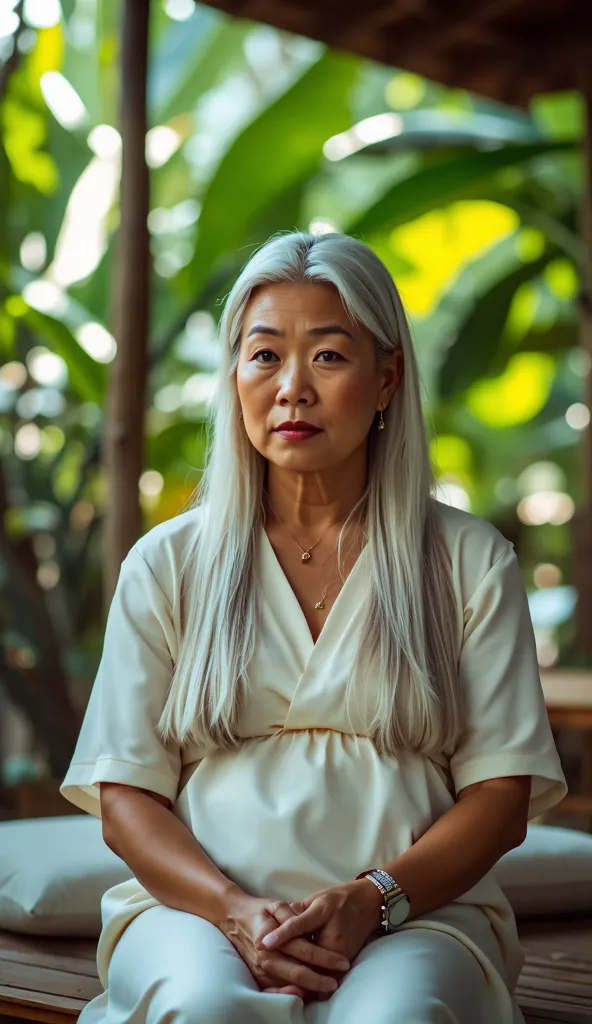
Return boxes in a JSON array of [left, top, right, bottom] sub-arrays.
[[156, 231, 463, 760]]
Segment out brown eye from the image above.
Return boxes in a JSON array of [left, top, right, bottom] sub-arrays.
[[253, 350, 278, 362], [316, 351, 343, 362]]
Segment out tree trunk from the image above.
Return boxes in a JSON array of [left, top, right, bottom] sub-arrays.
[[103, 0, 152, 609]]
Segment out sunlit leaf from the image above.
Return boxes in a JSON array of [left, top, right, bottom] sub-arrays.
[[545, 258, 579, 300], [345, 140, 575, 239], [390, 200, 519, 317], [438, 252, 552, 400], [385, 72, 426, 111], [505, 281, 539, 341], [28, 25, 64, 85], [466, 352, 556, 427], [0, 306, 15, 357], [430, 434, 473, 474], [3, 99, 58, 192], [531, 91, 584, 142], [515, 227, 546, 260]]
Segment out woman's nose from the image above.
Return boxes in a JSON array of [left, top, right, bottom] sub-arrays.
[[276, 365, 313, 404]]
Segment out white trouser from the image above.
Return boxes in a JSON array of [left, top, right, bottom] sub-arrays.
[[78, 902, 524, 1024]]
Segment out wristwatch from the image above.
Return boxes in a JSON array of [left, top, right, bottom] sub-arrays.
[[355, 867, 411, 934]]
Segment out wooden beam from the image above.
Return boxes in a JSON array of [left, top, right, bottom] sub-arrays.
[[200, 0, 588, 104]]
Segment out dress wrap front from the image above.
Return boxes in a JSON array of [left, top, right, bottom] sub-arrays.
[[60, 500, 567, 1024]]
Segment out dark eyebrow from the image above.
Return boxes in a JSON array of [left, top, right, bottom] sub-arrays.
[[246, 323, 354, 340]]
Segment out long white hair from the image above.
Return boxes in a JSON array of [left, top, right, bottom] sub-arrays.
[[156, 231, 463, 759]]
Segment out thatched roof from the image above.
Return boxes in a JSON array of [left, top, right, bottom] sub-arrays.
[[200, 0, 590, 106]]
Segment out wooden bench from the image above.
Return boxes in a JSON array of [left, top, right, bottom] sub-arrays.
[[0, 931, 100, 1024], [540, 670, 592, 822], [1, 917, 592, 1024]]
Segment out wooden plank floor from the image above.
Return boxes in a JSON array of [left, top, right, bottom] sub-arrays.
[[515, 916, 592, 1024], [0, 932, 100, 1024], [0, 918, 591, 1023]]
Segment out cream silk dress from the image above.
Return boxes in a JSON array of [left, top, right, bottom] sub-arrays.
[[60, 500, 567, 1024]]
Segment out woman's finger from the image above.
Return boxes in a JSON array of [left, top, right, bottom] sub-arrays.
[[262, 985, 305, 997], [258, 952, 338, 994], [283, 936, 349, 973], [271, 901, 349, 972], [259, 901, 329, 950], [256, 964, 306, 998], [273, 898, 346, 965], [256, 901, 321, 998]]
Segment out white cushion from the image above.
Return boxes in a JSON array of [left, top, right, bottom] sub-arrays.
[[0, 817, 591, 936], [0, 814, 132, 936], [493, 823, 592, 917]]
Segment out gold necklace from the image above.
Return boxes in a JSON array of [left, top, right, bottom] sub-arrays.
[[264, 493, 344, 563], [263, 494, 345, 610], [313, 554, 340, 610]]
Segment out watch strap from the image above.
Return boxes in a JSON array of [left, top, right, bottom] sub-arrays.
[[355, 868, 410, 933]]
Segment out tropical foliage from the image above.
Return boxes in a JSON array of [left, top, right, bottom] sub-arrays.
[[0, 0, 588, 780]]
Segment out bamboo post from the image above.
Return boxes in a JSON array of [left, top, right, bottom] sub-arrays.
[[102, 0, 152, 608]]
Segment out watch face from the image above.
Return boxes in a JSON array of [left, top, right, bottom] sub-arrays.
[[388, 894, 410, 927]]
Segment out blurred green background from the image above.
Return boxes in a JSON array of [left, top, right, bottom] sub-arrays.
[[0, 0, 590, 785]]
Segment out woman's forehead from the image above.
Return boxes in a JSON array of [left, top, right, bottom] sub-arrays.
[[246, 281, 340, 312], [243, 283, 356, 333]]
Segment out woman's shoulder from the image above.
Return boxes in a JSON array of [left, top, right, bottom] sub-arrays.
[[130, 504, 209, 605], [431, 497, 515, 604]]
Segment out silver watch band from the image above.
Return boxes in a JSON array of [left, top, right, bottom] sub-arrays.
[[371, 868, 400, 893], [364, 872, 388, 898], [360, 869, 409, 934]]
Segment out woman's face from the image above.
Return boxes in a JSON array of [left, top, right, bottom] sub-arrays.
[[236, 281, 402, 473]]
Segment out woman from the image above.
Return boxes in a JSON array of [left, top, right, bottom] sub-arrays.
[[61, 231, 567, 1024]]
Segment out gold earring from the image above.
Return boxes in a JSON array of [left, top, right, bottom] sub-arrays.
[[377, 404, 385, 430], [239, 411, 243, 421]]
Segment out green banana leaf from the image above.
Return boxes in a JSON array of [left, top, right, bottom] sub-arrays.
[[345, 140, 575, 239], [21, 305, 105, 403], [153, 13, 249, 123], [180, 50, 361, 300], [438, 252, 554, 400]]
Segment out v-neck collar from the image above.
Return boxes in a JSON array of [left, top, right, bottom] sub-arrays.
[[260, 525, 368, 660]]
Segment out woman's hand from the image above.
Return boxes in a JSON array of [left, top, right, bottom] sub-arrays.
[[256, 879, 383, 969], [220, 893, 351, 1000]]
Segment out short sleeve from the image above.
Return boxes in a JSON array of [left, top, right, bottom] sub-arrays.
[[60, 546, 181, 818], [449, 543, 567, 820]]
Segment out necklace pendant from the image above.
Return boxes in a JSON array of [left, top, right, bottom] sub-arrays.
[[314, 600, 325, 609], [301, 551, 311, 561]]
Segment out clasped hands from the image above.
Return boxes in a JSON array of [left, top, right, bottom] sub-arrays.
[[223, 879, 383, 1003]]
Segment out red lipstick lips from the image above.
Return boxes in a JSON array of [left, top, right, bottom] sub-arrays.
[[274, 420, 322, 441]]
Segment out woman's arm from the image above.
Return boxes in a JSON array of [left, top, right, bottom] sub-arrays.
[[257, 775, 531, 958], [99, 782, 350, 997], [100, 782, 243, 925], [359, 775, 531, 924]]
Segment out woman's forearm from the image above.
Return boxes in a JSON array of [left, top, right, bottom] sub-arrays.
[[364, 776, 529, 923], [100, 783, 245, 927]]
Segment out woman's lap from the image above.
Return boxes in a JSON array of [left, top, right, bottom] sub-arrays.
[[308, 927, 489, 1024], [96, 903, 498, 1024]]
